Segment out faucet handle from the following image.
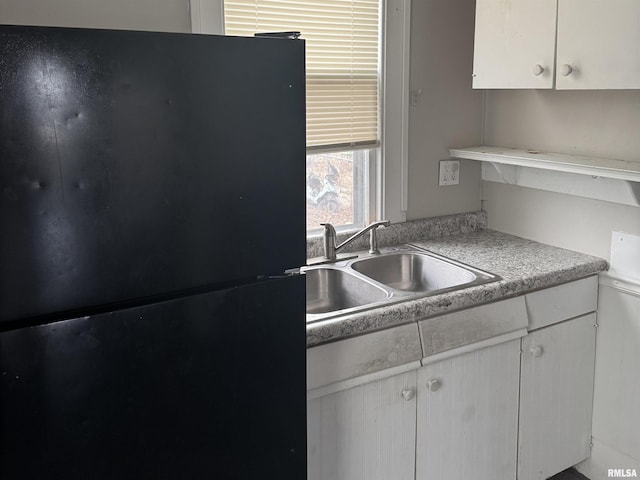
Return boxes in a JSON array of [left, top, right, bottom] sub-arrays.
[[320, 223, 337, 261], [320, 223, 336, 236], [369, 220, 390, 254]]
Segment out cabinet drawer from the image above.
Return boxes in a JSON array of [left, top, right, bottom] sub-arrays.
[[307, 323, 422, 391], [419, 296, 528, 358], [525, 276, 598, 330]]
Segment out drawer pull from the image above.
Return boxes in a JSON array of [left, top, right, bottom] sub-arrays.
[[427, 378, 441, 392], [529, 345, 544, 358], [559, 64, 573, 76], [401, 388, 415, 401], [533, 64, 545, 76]]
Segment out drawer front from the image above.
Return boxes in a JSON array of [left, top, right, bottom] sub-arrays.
[[419, 296, 528, 358], [525, 276, 598, 331], [307, 323, 422, 391]]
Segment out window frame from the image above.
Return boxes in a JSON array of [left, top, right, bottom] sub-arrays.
[[380, 0, 410, 224], [189, 0, 224, 34]]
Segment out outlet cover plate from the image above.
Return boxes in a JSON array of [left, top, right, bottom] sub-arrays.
[[439, 160, 460, 186]]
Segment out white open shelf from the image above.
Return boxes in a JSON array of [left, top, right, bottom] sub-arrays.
[[449, 146, 640, 183], [449, 146, 640, 207]]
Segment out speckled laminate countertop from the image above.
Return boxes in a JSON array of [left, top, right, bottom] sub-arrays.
[[306, 228, 608, 347]]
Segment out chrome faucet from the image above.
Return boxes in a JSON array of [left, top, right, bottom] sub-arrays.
[[321, 220, 391, 262]]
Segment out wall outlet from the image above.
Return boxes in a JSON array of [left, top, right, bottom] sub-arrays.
[[439, 160, 460, 186]]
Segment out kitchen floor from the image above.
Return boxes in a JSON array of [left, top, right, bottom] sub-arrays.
[[550, 468, 590, 480]]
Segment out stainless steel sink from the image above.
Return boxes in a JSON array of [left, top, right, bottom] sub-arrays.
[[305, 268, 388, 315], [351, 252, 476, 292], [304, 245, 500, 322]]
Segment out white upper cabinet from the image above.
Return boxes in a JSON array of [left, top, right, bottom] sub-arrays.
[[473, 0, 640, 89], [472, 0, 558, 89], [556, 0, 640, 89]]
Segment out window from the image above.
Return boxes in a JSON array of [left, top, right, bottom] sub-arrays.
[[306, 149, 372, 231], [222, 0, 410, 233]]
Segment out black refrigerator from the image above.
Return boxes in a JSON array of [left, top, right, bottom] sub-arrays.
[[0, 25, 306, 479]]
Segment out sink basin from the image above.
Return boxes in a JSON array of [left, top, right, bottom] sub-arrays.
[[351, 252, 476, 292], [304, 245, 500, 322], [305, 268, 388, 315]]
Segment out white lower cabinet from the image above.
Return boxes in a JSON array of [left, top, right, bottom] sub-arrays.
[[307, 277, 599, 480], [415, 339, 521, 480], [518, 313, 597, 480], [307, 371, 418, 480]]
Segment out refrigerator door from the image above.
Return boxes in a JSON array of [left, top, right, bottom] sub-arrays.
[[0, 275, 306, 479], [0, 26, 306, 324]]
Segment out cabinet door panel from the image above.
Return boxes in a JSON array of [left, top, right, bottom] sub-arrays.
[[593, 286, 640, 463], [518, 313, 597, 480], [416, 339, 521, 480], [556, 0, 640, 89], [307, 371, 417, 480], [473, 0, 557, 88]]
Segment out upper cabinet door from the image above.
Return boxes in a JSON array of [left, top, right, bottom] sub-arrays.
[[472, 0, 557, 89], [556, 0, 640, 89]]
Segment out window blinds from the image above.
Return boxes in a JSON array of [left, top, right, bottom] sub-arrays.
[[224, 0, 381, 152]]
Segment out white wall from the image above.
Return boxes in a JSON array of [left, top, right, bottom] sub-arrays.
[[484, 90, 640, 162], [407, 0, 483, 220], [483, 89, 640, 260], [0, 0, 191, 32]]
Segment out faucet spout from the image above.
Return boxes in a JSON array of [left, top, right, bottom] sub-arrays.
[[321, 220, 391, 262]]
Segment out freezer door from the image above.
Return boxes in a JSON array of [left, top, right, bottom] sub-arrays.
[[0, 25, 305, 323], [0, 275, 306, 480]]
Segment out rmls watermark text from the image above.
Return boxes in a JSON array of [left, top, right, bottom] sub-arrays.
[[608, 469, 638, 478]]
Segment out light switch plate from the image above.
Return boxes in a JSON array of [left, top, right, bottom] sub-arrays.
[[439, 160, 460, 186]]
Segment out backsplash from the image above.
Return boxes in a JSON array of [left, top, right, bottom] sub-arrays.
[[306, 210, 488, 260]]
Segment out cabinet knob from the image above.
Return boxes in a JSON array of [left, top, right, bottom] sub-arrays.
[[427, 378, 441, 392], [529, 345, 544, 358], [560, 64, 573, 76], [533, 64, 544, 76], [401, 388, 415, 401]]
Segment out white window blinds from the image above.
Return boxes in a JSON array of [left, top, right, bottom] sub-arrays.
[[224, 0, 381, 152]]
